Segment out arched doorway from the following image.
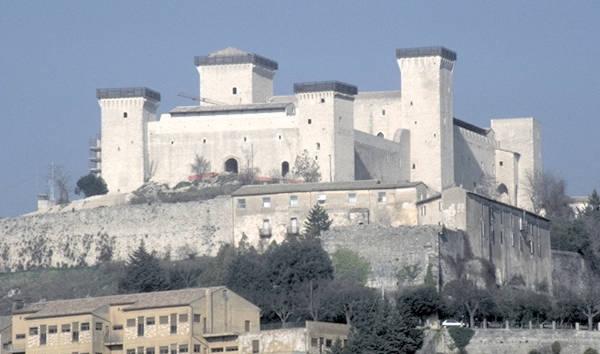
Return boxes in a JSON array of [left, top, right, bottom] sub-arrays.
[[496, 183, 510, 203], [224, 158, 239, 174], [377, 132, 384, 138], [281, 161, 290, 177]]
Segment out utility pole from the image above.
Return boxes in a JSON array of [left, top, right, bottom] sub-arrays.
[[48, 162, 55, 203]]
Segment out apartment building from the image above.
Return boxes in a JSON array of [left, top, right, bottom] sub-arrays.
[[8, 287, 260, 354]]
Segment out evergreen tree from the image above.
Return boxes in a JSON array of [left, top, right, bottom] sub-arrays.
[[303, 203, 333, 238], [75, 173, 108, 197], [118, 241, 168, 293]]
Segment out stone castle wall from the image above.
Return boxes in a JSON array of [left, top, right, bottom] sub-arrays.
[[0, 197, 233, 271], [552, 250, 589, 293]]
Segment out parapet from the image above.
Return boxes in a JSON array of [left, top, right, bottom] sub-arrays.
[[194, 47, 278, 71], [293, 81, 358, 96], [396, 46, 457, 61], [96, 87, 161, 102]]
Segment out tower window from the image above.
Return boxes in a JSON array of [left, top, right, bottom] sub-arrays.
[[382, 109, 386, 116], [123, 112, 128, 118], [316, 142, 320, 150], [203, 138, 207, 144], [377, 132, 384, 138], [499, 161, 504, 166], [308, 119, 312, 125], [243, 137, 247, 142], [412, 163, 416, 169], [232, 87, 237, 95], [320, 98, 325, 103]]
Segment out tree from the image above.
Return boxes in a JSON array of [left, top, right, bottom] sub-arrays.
[[303, 203, 333, 238], [526, 171, 573, 218], [47, 164, 70, 204], [75, 173, 108, 197], [327, 338, 347, 354], [443, 278, 491, 328], [577, 274, 600, 330], [118, 241, 168, 293], [190, 154, 211, 177], [331, 248, 371, 286], [167, 259, 202, 289], [292, 149, 321, 182], [397, 286, 441, 323]]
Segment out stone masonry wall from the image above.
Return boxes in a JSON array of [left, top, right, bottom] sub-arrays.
[[0, 197, 233, 271], [552, 250, 589, 293]]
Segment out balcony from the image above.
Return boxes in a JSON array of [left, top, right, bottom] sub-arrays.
[[104, 331, 123, 346]]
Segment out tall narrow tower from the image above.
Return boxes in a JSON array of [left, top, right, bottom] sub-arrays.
[[294, 81, 356, 182], [97, 87, 160, 193], [194, 47, 278, 105], [397, 47, 456, 191]]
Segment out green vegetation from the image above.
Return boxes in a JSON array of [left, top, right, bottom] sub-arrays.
[[118, 241, 168, 293], [331, 248, 371, 285], [75, 173, 108, 197], [448, 327, 474, 354], [551, 341, 561, 354], [584, 348, 599, 354], [303, 203, 333, 238], [292, 149, 321, 182]]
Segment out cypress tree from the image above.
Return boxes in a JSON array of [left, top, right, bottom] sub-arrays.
[[303, 203, 333, 238], [118, 241, 168, 293]]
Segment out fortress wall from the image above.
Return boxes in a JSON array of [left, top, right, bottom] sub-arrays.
[[321, 225, 446, 291], [147, 111, 299, 185], [354, 130, 410, 183], [552, 250, 589, 293], [453, 125, 496, 193], [0, 197, 233, 271], [353, 91, 402, 138]]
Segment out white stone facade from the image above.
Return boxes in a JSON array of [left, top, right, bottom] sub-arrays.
[[97, 46, 542, 211]]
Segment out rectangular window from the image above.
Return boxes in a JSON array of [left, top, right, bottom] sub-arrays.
[[244, 320, 250, 332], [48, 325, 57, 334], [289, 195, 298, 207], [113, 324, 123, 330], [171, 344, 178, 354], [72, 321, 80, 342], [138, 348, 144, 354], [95, 322, 103, 331], [347, 193, 357, 204], [29, 327, 38, 336], [203, 318, 207, 333], [212, 348, 224, 353], [159, 316, 169, 325], [180, 345, 189, 353], [236, 199, 246, 209], [311, 338, 318, 347], [146, 348, 156, 354], [252, 340, 259, 353], [16, 334, 25, 339], [40, 325, 47, 345], [170, 314, 178, 334], [146, 317, 156, 326], [81, 322, 90, 331], [160, 347, 169, 354], [262, 197, 271, 208], [194, 344, 201, 353], [193, 314, 201, 323], [138, 316, 145, 337], [318, 194, 327, 204], [127, 319, 136, 327], [377, 191, 386, 203], [225, 347, 238, 352], [61, 324, 71, 333], [179, 314, 188, 323], [127, 350, 136, 354], [326, 339, 332, 347]]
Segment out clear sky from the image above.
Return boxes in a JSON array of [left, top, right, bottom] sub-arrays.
[[0, 1, 598, 217]]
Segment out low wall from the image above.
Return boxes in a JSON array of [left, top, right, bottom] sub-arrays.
[[0, 197, 233, 271], [552, 250, 588, 293]]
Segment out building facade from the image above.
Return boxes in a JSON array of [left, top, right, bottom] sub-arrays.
[[95, 46, 542, 212], [8, 287, 260, 354]]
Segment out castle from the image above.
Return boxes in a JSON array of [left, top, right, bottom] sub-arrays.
[[94, 46, 541, 211]]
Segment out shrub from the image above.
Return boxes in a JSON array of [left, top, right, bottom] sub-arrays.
[[174, 181, 192, 189], [584, 349, 599, 354], [448, 327, 475, 351], [75, 173, 108, 197], [551, 341, 561, 354], [528, 350, 540, 354]]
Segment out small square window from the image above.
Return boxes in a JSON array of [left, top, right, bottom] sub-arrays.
[[194, 345, 201, 353], [95, 322, 103, 331], [320, 98, 325, 103], [127, 319, 136, 327], [159, 316, 169, 325], [179, 314, 188, 323], [16, 333, 25, 339], [180, 344, 189, 353], [382, 109, 386, 116], [123, 112, 128, 118], [318, 194, 327, 204], [194, 314, 201, 323], [262, 197, 272, 208], [232, 87, 237, 95], [499, 161, 504, 166], [29, 327, 38, 336], [348, 193, 357, 204], [289, 195, 298, 207], [146, 317, 155, 325], [316, 142, 320, 150], [237, 199, 246, 209], [61, 324, 71, 333], [81, 323, 90, 331], [308, 119, 312, 125], [377, 192, 387, 203], [113, 325, 123, 330], [48, 326, 57, 334]]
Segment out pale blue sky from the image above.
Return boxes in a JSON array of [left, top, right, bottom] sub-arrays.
[[1, 1, 598, 217]]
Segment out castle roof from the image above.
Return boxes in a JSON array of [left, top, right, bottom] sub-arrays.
[[453, 118, 490, 136], [293, 81, 358, 96], [396, 46, 457, 61], [96, 87, 161, 102], [14, 287, 227, 319], [232, 180, 423, 197], [194, 47, 278, 71], [170, 102, 292, 115]]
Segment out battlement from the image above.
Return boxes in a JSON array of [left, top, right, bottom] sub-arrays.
[[396, 46, 457, 61], [293, 81, 358, 95], [96, 87, 161, 101], [194, 47, 278, 71]]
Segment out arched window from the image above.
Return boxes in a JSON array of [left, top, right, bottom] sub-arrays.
[[281, 161, 290, 177], [377, 132, 384, 138], [224, 158, 239, 174]]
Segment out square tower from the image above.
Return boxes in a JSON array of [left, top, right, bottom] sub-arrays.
[[194, 47, 278, 105], [97, 87, 160, 193], [294, 81, 357, 182], [397, 47, 456, 192]]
